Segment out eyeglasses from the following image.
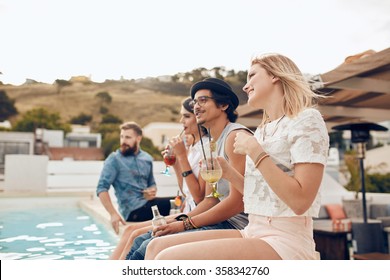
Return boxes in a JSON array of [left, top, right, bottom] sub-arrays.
[[189, 96, 214, 107]]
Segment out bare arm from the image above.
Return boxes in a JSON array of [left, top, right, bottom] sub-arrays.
[[217, 156, 245, 194], [235, 132, 324, 215], [152, 129, 250, 236], [190, 129, 250, 227], [98, 191, 126, 234], [258, 159, 323, 215], [172, 137, 206, 204], [171, 157, 184, 195]]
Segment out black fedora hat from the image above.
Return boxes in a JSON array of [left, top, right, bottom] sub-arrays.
[[190, 78, 239, 109]]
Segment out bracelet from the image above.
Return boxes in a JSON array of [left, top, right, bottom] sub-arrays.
[[188, 216, 198, 229], [255, 154, 270, 168], [253, 151, 267, 165], [181, 170, 193, 177], [175, 214, 188, 221], [182, 218, 193, 231], [183, 217, 197, 231]]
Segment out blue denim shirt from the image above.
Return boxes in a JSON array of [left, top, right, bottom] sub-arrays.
[[96, 149, 156, 220]]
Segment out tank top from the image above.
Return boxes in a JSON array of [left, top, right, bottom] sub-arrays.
[[214, 122, 253, 229]]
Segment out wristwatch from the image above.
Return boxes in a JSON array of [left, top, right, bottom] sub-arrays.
[[181, 170, 193, 177]]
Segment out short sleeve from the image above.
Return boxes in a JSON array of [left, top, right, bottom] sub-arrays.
[[289, 109, 329, 165], [96, 153, 118, 196], [147, 160, 156, 188]]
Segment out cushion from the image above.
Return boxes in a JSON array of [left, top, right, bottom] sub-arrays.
[[325, 204, 347, 220], [377, 217, 390, 228], [370, 204, 390, 219]]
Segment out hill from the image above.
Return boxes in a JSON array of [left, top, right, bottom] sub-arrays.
[[1, 80, 190, 128], [1, 75, 248, 129]]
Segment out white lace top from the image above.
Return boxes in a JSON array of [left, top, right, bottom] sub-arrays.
[[243, 108, 329, 217], [181, 136, 208, 213]]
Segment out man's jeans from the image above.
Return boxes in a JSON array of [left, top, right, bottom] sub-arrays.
[[126, 220, 236, 260]]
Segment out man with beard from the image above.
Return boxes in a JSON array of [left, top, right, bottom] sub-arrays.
[[96, 121, 172, 234]]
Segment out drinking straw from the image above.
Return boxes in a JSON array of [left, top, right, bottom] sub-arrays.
[[197, 124, 208, 169], [208, 128, 214, 170]]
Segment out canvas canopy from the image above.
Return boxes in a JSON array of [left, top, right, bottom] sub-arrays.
[[237, 47, 390, 131]]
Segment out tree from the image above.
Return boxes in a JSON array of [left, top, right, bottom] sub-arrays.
[[95, 91, 112, 104], [190, 67, 209, 83], [99, 106, 109, 114], [236, 70, 248, 84], [226, 69, 236, 77], [13, 107, 71, 133], [343, 150, 376, 198], [54, 79, 72, 94], [96, 123, 119, 138], [0, 90, 18, 121], [141, 137, 163, 160], [101, 131, 120, 158], [368, 173, 390, 193], [211, 66, 225, 80], [101, 114, 122, 124], [70, 113, 92, 125]]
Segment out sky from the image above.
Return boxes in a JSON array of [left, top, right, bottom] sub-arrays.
[[0, 0, 389, 85]]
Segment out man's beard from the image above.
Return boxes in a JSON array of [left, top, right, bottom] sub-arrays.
[[120, 144, 138, 156]]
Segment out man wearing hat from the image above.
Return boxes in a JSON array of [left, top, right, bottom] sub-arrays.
[[124, 78, 253, 260]]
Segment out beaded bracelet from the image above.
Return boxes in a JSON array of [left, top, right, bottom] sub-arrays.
[[255, 154, 270, 168], [188, 216, 198, 229], [183, 217, 195, 231]]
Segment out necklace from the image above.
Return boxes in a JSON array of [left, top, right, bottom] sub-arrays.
[[262, 115, 285, 141]]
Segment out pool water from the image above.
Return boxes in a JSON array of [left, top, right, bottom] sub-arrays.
[[0, 200, 118, 260]]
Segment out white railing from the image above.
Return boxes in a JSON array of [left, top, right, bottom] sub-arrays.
[[3, 155, 178, 197]]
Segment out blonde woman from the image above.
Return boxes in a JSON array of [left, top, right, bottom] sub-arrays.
[[145, 53, 329, 260]]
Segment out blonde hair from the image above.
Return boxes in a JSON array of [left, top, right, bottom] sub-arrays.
[[251, 53, 322, 125]]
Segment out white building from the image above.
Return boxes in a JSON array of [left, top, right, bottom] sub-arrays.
[[36, 128, 64, 147], [0, 131, 35, 178], [65, 125, 102, 148], [143, 122, 182, 149]]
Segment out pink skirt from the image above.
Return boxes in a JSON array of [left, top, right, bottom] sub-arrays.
[[240, 214, 319, 260]]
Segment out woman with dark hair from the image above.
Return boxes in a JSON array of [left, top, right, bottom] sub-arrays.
[[170, 97, 208, 213], [109, 97, 207, 259]]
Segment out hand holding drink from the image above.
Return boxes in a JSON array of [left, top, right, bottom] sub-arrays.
[[161, 143, 176, 176], [160, 130, 184, 176], [200, 157, 223, 198]]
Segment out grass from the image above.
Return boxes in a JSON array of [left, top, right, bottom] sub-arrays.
[[1, 81, 186, 127]]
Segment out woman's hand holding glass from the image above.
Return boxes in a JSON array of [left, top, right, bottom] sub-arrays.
[[161, 143, 176, 176], [215, 156, 232, 179], [170, 136, 187, 159]]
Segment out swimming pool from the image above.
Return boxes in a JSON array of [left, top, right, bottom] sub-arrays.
[[0, 196, 119, 260]]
